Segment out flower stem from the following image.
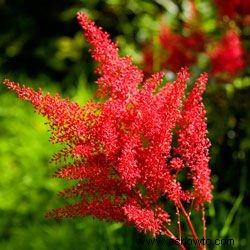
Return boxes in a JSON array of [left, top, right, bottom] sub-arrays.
[[178, 201, 204, 250], [202, 206, 207, 250], [163, 226, 186, 250]]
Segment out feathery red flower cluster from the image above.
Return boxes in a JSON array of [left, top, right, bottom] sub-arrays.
[[209, 30, 245, 76], [3, 13, 212, 237]]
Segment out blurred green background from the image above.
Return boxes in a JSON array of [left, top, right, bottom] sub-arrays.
[[0, 0, 249, 249]]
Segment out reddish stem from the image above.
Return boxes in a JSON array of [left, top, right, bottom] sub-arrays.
[[202, 206, 207, 250], [176, 206, 182, 240], [178, 201, 204, 250], [163, 226, 186, 250]]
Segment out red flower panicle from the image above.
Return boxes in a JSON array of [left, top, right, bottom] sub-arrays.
[[3, 13, 212, 237], [209, 30, 245, 76]]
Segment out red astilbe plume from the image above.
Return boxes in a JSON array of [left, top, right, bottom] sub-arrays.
[[3, 13, 212, 243]]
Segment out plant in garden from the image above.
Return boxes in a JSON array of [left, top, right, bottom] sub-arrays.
[[3, 13, 212, 249]]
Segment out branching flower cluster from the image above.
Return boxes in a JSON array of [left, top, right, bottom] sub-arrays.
[[3, 13, 212, 247]]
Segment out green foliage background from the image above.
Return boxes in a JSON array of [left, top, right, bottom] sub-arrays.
[[0, 0, 249, 249]]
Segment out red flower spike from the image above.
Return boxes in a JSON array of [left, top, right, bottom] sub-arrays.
[[175, 73, 212, 209], [3, 13, 212, 238], [77, 12, 143, 99]]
